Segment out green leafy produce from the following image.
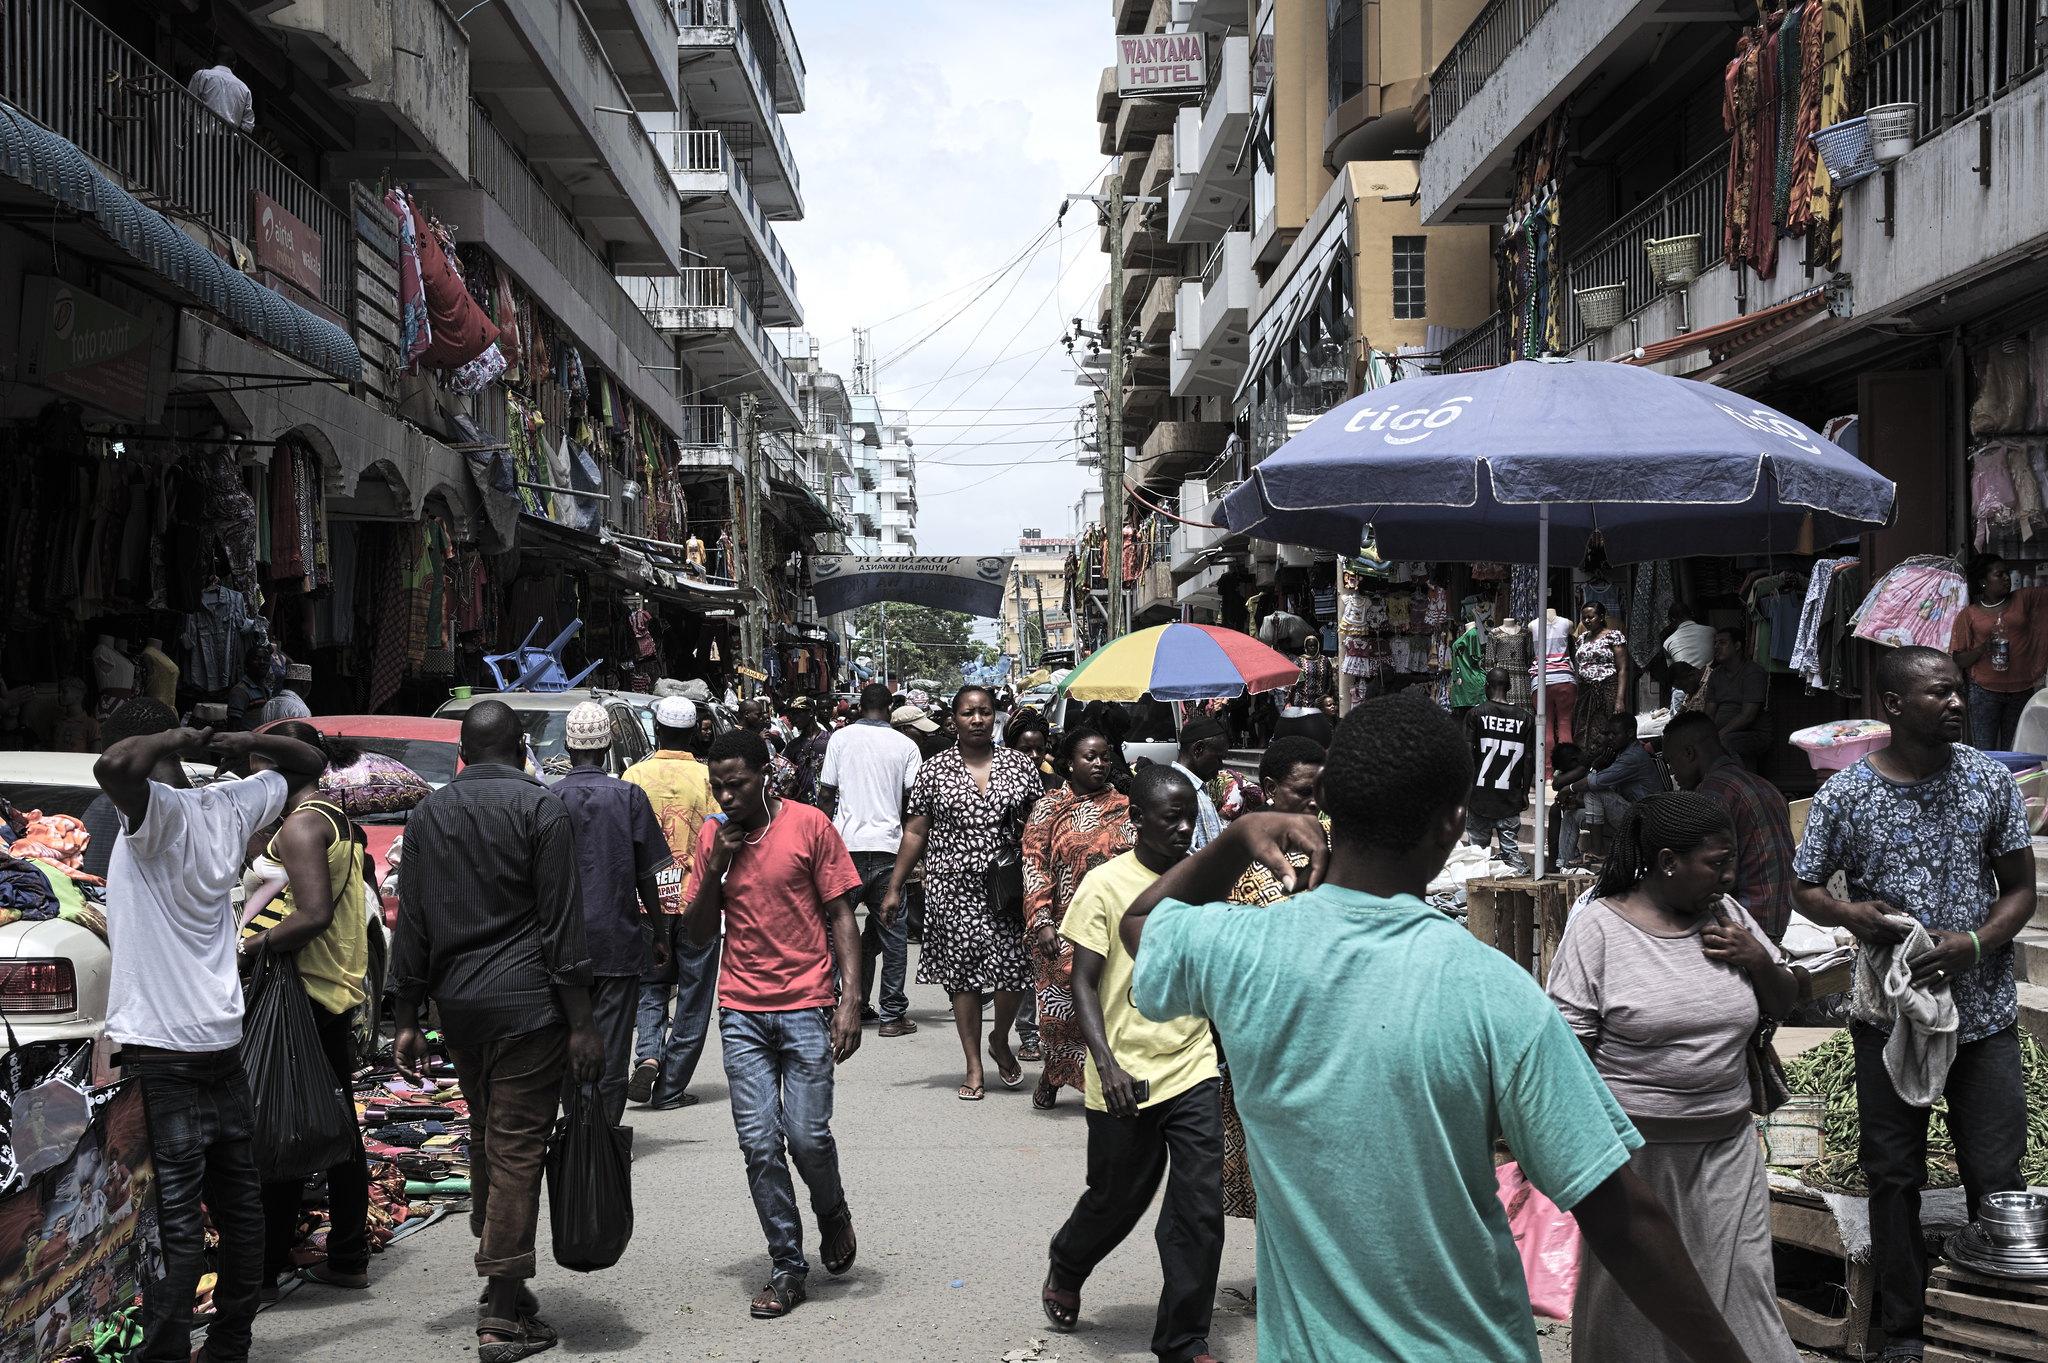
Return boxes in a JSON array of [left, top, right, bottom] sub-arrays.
[[1778, 1028, 2048, 1193]]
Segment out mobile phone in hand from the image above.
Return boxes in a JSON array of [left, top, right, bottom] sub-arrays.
[[1130, 1078, 1150, 1103]]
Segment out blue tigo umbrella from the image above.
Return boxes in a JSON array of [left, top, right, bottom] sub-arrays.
[[1220, 359, 1895, 564], [1219, 358, 1897, 880]]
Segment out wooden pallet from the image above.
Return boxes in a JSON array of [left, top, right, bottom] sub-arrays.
[[1926, 1263, 2048, 1361], [1771, 1193, 1881, 1359], [1465, 874, 1590, 983]]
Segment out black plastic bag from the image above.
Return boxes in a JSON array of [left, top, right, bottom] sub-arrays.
[[240, 950, 356, 1183], [546, 1083, 634, 1271]]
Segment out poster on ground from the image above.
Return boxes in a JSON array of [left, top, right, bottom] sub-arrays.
[[0, 1082, 159, 1363]]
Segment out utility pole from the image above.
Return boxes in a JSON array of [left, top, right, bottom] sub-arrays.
[[851, 327, 872, 395], [739, 394, 763, 687], [1104, 173, 1127, 640], [878, 601, 889, 688]]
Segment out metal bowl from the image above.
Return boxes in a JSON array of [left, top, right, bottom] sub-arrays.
[[1979, 1191, 2048, 1247]]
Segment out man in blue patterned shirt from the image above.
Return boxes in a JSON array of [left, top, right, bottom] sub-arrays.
[[1793, 646, 2035, 1363]]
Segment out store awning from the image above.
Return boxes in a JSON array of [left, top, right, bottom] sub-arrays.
[[769, 476, 842, 535], [1237, 208, 1349, 406], [1619, 288, 1829, 369], [0, 102, 362, 382]]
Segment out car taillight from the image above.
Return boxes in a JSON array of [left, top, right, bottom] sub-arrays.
[[0, 958, 76, 1013]]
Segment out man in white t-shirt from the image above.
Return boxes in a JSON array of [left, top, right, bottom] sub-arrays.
[[95, 724, 325, 1363], [818, 682, 923, 1036]]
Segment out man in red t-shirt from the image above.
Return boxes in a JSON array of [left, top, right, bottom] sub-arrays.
[[684, 729, 865, 1322]]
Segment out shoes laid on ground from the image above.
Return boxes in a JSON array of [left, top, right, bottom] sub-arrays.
[[627, 1060, 657, 1104], [878, 1018, 918, 1037], [646, 1092, 701, 1111]]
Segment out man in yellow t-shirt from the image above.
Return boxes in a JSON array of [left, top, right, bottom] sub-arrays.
[[1046, 764, 1222, 1362], [621, 696, 722, 1109]]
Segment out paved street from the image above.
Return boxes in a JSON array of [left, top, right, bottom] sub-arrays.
[[253, 960, 1595, 1363]]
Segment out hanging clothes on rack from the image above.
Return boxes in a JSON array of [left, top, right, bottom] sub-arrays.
[[1851, 556, 1968, 650]]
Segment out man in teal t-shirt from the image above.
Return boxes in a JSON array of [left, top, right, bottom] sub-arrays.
[[1118, 692, 1761, 1363]]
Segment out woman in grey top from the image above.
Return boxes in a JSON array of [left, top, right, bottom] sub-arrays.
[[1546, 792, 1802, 1363]]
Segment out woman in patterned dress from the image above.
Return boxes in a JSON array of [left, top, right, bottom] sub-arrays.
[[1020, 728, 1132, 1110], [1220, 735, 1328, 1219], [884, 685, 1045, 1100], [1571, 602, 1629, 745]]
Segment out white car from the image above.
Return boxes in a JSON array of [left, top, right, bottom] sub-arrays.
[[0, 753, 205, 1084]]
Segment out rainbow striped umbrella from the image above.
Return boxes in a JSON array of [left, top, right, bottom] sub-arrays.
[[1057, 624, 1300, 702]]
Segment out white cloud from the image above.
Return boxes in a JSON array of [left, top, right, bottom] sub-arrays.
[[780, 0, 1113, 556]]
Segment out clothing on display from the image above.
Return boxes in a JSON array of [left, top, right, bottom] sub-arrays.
[[1851, 556, 1968, 651], [1787, 558, 1861, 692]]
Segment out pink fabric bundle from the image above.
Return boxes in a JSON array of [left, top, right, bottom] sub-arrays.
[[319, 752, 432, 817]]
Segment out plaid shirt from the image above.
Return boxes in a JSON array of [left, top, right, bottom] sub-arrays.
[[1696, 761, 1798, 941]]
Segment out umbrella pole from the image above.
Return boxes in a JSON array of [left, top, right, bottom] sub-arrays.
[[1533, 505, 1550, 880]]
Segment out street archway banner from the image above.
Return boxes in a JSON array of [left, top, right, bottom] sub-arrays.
[[810, 555, 1013, 618]]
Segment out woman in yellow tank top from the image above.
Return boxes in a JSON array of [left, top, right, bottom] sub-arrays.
[[236, 720, 373, 1294]]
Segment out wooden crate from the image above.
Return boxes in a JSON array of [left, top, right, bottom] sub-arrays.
[[1465, 874, 1590, 983], [1771, 1193, 1881, 1359], [1926, 1263, 2048, 1362]]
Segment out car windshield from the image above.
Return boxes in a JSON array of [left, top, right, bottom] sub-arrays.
[[512, 710, 570, 764], [343, 736, 460, 788], [0, 780, 98, 821]]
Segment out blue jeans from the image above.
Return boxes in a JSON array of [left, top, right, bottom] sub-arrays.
[[128, 1048, 265, 1362], [1968, 681, 2031, 752], [852, 851, 908, 1022], [1463, 810, 1529, 874], [1559, 790, 1629, 864], [720, 1006, 847, 1277], [636, 934, 720, 1105]]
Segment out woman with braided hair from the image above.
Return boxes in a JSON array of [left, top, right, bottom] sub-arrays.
[[1546, 791, 1802, 1363]]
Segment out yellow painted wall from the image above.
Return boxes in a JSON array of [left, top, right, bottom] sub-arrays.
[[1345, 161, 1492, 351]]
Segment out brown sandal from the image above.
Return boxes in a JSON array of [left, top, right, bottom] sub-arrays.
[[476, 1315, 556, 1362], [1041, 1269, 1080, 1332]]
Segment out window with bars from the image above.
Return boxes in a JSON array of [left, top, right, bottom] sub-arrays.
[[1392, 236, 1427, 320]]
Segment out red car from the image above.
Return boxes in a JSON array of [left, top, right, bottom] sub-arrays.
[[256, 714, 462, 916]]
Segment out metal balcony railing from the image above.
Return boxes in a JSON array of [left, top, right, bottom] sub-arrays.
[[1560, 143, 1728, 349], [1, 0, 355, 322], [1861, 0, 2046, 143], [672, 0, 801, 197], [1438, 312, 1508, 371], [1428, 0, 1563, 143], [677, 403, 731, 447], [650, 128, 799, 298], [469, 108, 676, 382], [630, 267, 798, 400]]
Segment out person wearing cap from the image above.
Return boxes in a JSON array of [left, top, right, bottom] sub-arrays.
[[550, 703, 672, 1124], [254, 663, 313, 727], [784, 696, 831, 806], [819, 684, 923, 1037], [622, 695, 724, 1111], [892, 702, 943, 759], [1170, 717, 1232, 852]]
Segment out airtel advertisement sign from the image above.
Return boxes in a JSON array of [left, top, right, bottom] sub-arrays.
[[251, 191, 323, 297]]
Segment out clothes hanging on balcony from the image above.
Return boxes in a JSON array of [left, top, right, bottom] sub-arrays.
[[1772, 6, 1804, 223], [385, 188, 432, 370], [1809, 0, 1864, 267], [1499, 109, 1569, 359], [414, 206, 499, 371], [1783, 0, 1827, 237]]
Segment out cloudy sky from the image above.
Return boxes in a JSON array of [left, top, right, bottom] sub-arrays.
[[778, 0, 1113, 557]]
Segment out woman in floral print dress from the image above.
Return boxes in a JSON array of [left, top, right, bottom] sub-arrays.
[[1219, 736, 1327, 1218], [1020, 729, 1132, 1110]]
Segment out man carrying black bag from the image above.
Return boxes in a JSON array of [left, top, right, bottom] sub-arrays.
[[95, 722, 326, 1363], [393, 702, 602, 1363]]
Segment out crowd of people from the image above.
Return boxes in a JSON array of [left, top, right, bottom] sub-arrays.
[[58, 625, 2035, 1363]]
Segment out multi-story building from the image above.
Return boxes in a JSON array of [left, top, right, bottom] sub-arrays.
[[1081, 0, 1493, 642], [0, 0, 836, 718], [849, 395, 919, 557], [1418, 0, 2045, 594], [1003, 533, 1080, 664]]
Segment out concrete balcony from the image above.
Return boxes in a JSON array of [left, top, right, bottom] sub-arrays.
[[466, 0, 684, 271], [1181, 0, 1246, 31], [1166, 36, 1254, 245], [879, 476, 915, 498], [1170, 230, 1253, 398], [255, 0, 473, 175], [675, 0, 803, 217], [876, 507, 914, 530], [1139, 274, 1179, 343], [415, 110, 691, 430], [1134, 560, 1177, 623], [653, 130, 801, 323], [581, 0, 681, 111], [1138, 132, 1176, 204], [1132, 420, 1232, 485], [1115, 0, 1153, 30], [1419, 0, 1742, 224], [626, 267, 801, 425]]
